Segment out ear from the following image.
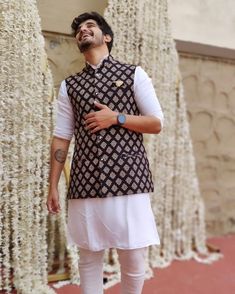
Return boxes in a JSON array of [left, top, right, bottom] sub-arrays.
[[104, 34, 112, 44]]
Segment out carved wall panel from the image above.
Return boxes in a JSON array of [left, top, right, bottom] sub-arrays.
[[179, 54, 235, 236], [44, 33, 84, 91]]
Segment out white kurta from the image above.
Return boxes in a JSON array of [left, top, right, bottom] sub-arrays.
[[55, 63, 164, 251]]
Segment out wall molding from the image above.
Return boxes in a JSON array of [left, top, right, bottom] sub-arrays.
[[176, 40, 235, 61]]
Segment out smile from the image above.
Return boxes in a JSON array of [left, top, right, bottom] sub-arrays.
[[80, 33, 93, 41]]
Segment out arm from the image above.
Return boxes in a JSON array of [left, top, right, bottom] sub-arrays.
[[85, 102, 161, 134], [47, 81, 74, 214], [115, 113, 161, 134], [47, 137, 70, 214]]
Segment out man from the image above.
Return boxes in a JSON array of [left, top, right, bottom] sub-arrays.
[[47, 12, 163, 294]]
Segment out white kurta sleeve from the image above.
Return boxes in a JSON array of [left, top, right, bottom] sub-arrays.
[[134, 66, 164, 127], [53, 80, 75, 140]]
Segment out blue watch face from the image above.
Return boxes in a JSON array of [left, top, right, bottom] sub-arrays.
[[118, 114, 126, 124]]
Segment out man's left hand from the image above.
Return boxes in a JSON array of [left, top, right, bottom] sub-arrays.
[[84, 101, 117, 133]]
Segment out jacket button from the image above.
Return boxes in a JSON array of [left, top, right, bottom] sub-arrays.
[[100, 156, 107, 161]]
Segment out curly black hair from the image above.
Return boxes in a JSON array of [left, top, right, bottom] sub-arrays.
[[71, 12, 114, 52]]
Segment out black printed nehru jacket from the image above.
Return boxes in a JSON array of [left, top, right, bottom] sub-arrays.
[[65, 55, 154, 199]]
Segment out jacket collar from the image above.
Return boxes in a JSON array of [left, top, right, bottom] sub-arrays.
[[85, 55, 114, 72]]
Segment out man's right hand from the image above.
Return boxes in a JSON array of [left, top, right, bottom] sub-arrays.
[[46, 189, 61, 214]]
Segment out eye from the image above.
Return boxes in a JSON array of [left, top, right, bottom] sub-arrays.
[[87, 23, 95, 28]]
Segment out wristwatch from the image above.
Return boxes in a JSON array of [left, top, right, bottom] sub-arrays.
[[117, 113, 126, 125]]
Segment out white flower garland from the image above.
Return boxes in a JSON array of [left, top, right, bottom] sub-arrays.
[[0, 0, 55, 293]]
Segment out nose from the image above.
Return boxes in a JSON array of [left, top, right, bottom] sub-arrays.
[[77, 26, 89, 39], [80, 24, 91, 34], [76, 24, 86, 36]]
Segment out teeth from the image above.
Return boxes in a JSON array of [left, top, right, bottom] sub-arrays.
[[79, 33, 92, 41]]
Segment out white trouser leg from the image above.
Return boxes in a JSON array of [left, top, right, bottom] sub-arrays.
[[78, 248, 105, 294], [117, 247, 147, 294]]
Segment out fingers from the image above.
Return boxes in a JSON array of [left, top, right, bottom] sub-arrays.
[[85, 121, 102, 133], [90, 126, 101, 133], [85, 116, 97, 124], [85, 121, 97, 130], [85, 112, 96, 120], [84, 113, 104, 132], [84, 105, 115, 132], [46, 198, 61, 214], [84, 102, 108, 120], [94, 101, 107, 109]]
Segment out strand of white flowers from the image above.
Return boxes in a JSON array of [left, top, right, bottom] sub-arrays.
[[144, 0, 178, 265], [0, 3, 10, 290], [145, 0, 165, 266], [145, 0, 175, 266], [29, 7, 49, 286], [0, 128, 3, 291], [2, 179, 11, 293], [12, 12, 30, 289], [47, 174, 68, 276], [0, 179, 3, 290], [46, 100, 57, 274], [0, 2, 19, 291], [66, 245, 80, 284], [9, 22, 24, 294], [159, 0, 177, 265], [0, 148, 3, 291], [145, 0, 162, 265], [46, 92, 60, 276], [21, 3, 37, 291], [0, 6, 5, 284], [137, 0, 162, 270], [40, 65, 54, 286], [14, 2, 38, 291], [47, 215, 56, 273], [0, 0, 55, 292], [57, 174, 68, 274], [173, 79, 187, 257]]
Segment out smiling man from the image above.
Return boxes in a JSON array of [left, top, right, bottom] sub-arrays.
[[47, 12, 164, 294]]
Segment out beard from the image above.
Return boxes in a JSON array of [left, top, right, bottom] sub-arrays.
[[78, 39, 93, 53], [77, 33, 105, 53]]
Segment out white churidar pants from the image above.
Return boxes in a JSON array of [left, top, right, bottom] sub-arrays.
[[79, 247, 147, 294]]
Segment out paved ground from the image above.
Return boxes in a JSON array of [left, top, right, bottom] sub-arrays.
[[52, 235, 235, 294]]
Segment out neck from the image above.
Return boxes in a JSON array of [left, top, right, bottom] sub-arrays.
[[83, 46, 109, 66]]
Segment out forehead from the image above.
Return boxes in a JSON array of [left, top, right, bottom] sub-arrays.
[[78, 19, 98, 29]]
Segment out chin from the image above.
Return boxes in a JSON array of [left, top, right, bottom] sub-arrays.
[[79, 41, 93, 53]]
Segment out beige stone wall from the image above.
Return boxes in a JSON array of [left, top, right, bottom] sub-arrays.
[[179, 54, 235, 236], [168, 0, 235, 50], [37, 0, 108, 35], [38, 1, 235, 49], [44, 33, 235, 237]]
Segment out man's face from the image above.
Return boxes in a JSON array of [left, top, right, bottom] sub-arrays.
[[75, 19, 108, 53]]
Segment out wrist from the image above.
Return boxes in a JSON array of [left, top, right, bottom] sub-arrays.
[[49, 185, 58, 192], [116, 113, 126, 125], [112, 111, 119, 125]]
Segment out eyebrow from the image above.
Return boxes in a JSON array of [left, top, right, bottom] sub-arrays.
[[77, 21, 97, 31]]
